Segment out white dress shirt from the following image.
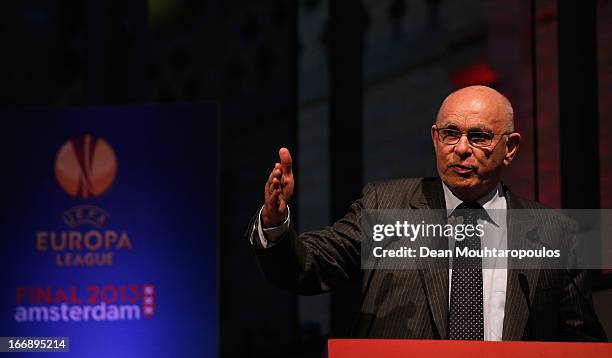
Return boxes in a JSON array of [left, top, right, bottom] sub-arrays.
[[255, 182, 508, 341]]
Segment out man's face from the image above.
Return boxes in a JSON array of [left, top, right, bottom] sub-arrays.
[[431, 93, 520, 201]]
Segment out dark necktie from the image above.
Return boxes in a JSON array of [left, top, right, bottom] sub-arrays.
[[448, 201, 484, 340]]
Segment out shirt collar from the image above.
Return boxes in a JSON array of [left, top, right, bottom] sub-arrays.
[[442, 181, 506, 226]]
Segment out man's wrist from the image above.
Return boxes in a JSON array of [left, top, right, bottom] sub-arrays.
[[256, 205, 291, 248], [261, 209, 289, 229]]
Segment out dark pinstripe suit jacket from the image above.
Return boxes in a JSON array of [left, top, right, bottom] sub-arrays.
[[248, 177, 607, 341]]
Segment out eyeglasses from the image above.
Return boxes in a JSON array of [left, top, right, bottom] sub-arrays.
[[436, 127, 513, 148]]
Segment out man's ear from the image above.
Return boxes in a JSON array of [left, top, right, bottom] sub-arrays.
[[431, 125, 438, 150], [504, 132, 521, 166]]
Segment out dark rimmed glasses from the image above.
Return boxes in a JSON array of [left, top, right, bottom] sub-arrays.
[[436, 127, 513, 148]]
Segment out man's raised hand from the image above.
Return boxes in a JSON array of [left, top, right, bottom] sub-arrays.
[[262, 148, 294, 227]]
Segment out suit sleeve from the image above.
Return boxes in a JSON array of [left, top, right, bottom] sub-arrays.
[[245, 183, 376, 295]]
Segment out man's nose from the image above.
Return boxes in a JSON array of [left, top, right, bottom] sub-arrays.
[[454, 134, 472, 158]]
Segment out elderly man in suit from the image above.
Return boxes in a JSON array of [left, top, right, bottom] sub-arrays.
[[247, 85, 607, 341]]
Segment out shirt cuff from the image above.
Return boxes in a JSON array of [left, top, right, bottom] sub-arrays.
[[255, 205, 291, 248]]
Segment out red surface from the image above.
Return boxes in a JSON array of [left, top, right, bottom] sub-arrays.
[[449, 62, 499, 88], [328, 339, 612, 358]]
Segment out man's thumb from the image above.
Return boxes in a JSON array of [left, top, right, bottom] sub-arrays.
[[279, 147, 293, 174]]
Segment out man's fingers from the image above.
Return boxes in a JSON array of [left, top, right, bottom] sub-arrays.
[[268, 187, 280, 207], [267, 166, 282, 190], [279, 148, 293, 175]]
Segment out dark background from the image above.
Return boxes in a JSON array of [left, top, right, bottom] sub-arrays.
[[1, 0, 611, 357]]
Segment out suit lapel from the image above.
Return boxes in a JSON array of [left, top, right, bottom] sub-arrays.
[[412, 181, 543, 340], [416, 178, 449, 339], [502, 188, 541, 340]]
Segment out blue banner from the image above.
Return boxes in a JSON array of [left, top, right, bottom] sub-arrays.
[[0, 104, 217, 357]]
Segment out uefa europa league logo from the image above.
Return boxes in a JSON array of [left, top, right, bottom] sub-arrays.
[[54, 134, 117, 199]]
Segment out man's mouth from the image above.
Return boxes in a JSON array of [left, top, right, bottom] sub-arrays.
[[449, 164, 475, 175]]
